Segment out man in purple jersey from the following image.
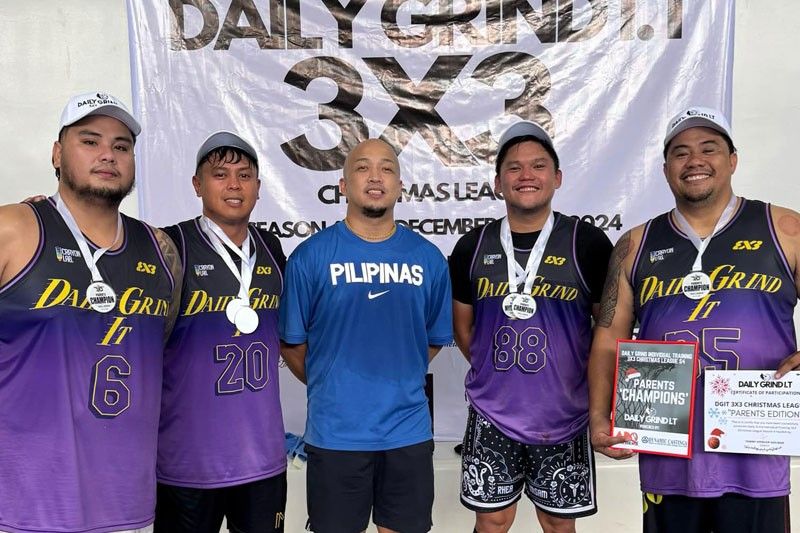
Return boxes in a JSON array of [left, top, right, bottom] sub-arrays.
[[589, 106, 800, 533], [0, 92, 181, 533], [155, 131, 287, 533], [449, 121, 612, 533]]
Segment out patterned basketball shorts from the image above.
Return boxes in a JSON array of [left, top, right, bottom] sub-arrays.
[[460, 406, 597, 518]]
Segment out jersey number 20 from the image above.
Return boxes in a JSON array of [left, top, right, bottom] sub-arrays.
[[215, 342, 270, 395]]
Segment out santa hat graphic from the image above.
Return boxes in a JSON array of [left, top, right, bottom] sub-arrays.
[[625, 368, 642, 381], [710, 428, 725, 437]]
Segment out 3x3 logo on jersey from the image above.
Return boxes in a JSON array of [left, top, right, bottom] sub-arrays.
[[136, 261, 156, 275], [732, 240, 762, 251]]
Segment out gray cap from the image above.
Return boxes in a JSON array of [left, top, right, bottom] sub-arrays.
[[497, 120, 554, 156], [59, 91, 141, 137], [664, 106, 732, 147], [196, 131, 259, 167]]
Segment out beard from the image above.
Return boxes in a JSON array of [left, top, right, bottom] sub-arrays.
[[680, 187, 714, 205], [362, 206, 387, 218], [60, 166, 135, 207]]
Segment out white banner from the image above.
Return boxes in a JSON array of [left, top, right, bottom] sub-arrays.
[[127, 0, 735, 440]]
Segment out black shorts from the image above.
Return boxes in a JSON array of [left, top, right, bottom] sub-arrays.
[[305, 440, 434, 533], [154, 472, 287, 533], [460, 407, 597, 518], [643, 492, 790, 533]]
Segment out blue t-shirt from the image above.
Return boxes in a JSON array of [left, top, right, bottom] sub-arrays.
[[279, 222, 453, 451]]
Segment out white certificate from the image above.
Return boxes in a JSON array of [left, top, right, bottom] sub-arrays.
[[704, 370, 800, 456]]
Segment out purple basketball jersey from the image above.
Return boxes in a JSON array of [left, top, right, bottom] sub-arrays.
[[632, 199, 796, 497], [0, 199, 174, 533], [157, 220, 286, 488], [463, 215, 594, 444]]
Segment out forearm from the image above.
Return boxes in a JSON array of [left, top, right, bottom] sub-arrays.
[[588, 328, 619, 428], [452, 300, 474, 362], [280, 341, 308, 384], [453, 327, 471, 362]]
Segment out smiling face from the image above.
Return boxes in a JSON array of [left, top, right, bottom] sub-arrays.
[[495, 139, 562, 217], [663, 126, 737, 206], [340, 139, 402, 219], [53, 114, 136, 207], [193, 148, 260, 229]]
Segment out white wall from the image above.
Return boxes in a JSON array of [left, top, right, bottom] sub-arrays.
[[730, 0, 800, 205], [0, 0, 137, 214], [1, 1, 798, 531]]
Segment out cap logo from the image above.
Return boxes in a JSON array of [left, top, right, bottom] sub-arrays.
[[686, 109, 716, 120], [77, 95, 119, 109], [669, 110, 717, 131], [669, 116, 684, 129]]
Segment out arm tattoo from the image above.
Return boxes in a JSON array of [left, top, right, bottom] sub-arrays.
[[596, 231, 632, 328], [154, 228, 183, 343]]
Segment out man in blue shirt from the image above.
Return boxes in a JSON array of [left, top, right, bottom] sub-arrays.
[[280, 139, 453, 533]]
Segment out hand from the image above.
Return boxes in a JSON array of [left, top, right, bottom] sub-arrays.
[[590, 417, 636, 460], [774, 350, 800, 379]]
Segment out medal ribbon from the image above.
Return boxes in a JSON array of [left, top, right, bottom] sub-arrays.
[[671, 195, 738, 271], [200, 216, 256, 302], [500, 211, 555, 296], [54, 193, 122, 283]]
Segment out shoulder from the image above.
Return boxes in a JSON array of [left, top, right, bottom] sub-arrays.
[[161, 218, 200, 259], [0, 203, 40, 286], [448, 223, 490, 271], [288, 225, 337, 263], [149, 225, 180, 263], [768, 203, 800, 234], [160, 222, 185, 250], [253, 224, 287, 269], [451, 223, 488, 254], [398, 225, 446, 261], [0, 203, 39, 254], [254, 224, 283, 248], [254, 224, 286, 257], [768, 204, 800, 262], [0, 202, 38, 235], [567, 216, 611, 245], [148, 226, 184, 293], [611, 222, 648, 272]]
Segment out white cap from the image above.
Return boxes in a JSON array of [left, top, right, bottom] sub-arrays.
[[59, 91, 141, 137], [196, 131, 259, 167], [497, 120, 554, 155], [664, 106, 732, 147]]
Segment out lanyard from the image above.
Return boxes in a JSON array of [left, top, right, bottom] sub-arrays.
[[199, 217, 255, 300], [54, 193, 122, 283], [499, 211, 555, 295], [672, 195, 738, 271]]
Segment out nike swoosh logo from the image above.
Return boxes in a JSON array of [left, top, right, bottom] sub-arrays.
[[368, 290, 390, 300]]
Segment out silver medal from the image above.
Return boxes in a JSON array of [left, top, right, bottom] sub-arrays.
[[86, 281, 117, 313], [225, 297, 248, 324], [234, 305, 259, 334], [499, 213, 555, 323], [502, 293, 518, 319], [681, 271, 711, 300], [511, 293, 537, 320]]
